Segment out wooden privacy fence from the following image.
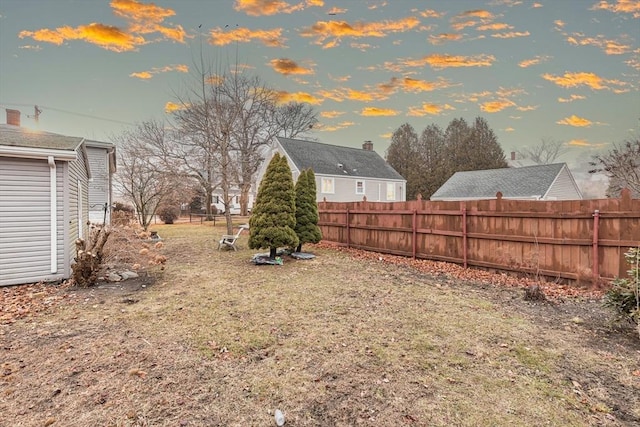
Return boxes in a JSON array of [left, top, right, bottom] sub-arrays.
[[318, 189, 640, 284]]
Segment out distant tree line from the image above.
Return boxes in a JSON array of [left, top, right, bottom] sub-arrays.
[[386, 117, 507, 200]]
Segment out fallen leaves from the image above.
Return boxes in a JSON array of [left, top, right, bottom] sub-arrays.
[[1, 281, 73, 325], [315, 242, 605, 300]]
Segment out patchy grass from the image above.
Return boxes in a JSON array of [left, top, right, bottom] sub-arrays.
[[1, 222, 638, 426]]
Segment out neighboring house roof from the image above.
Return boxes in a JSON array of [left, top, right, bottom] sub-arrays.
[[276, 137, 404, 180], [431, 163, 581, 200]]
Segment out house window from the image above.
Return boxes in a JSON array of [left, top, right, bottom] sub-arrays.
[[356, 180, 365, 195], [321, 178, 335, 194], [386, 182, 396, 200]]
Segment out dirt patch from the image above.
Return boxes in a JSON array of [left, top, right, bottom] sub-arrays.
[[1, 224, 638, 427]]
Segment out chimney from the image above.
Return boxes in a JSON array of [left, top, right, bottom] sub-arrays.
[[362, 140, 373, 151], [6, 109, 21, 126], [510, 151, 516, 161]]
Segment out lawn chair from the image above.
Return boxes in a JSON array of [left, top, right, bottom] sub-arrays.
[[218, 224, 249, 251]]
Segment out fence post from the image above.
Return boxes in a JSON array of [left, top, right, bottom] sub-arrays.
[[412, 209, 417, 259], [346, 208, 350, 248], [462, 207, 468, 268], [592, 209, 600, 284]]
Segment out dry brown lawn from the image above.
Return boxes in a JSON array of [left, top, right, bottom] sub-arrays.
[[1, 222, 639, 427]]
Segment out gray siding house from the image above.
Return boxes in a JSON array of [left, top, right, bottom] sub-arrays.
[[0, 116, 97, 286], [85, 140, 116, 224], [430, 163, 583, 201], [260, 138, 406, 203]]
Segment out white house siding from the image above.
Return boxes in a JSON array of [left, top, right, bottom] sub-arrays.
[[0, 157, 65, 286], [67, 151, 90, 268], [86, 146, 110, 223], [545, 167, 583, 200], [316, 175, 405, 202]]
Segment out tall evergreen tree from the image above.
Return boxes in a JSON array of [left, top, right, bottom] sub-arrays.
[[386, 123, 419, 198], [294, 169, 322, 252], [387, 117, 508, 200], [469, 116, 508, 169], [415, 124, 448, 199], [249, 153, 298, 259]]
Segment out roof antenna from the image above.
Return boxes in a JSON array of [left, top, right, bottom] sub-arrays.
[[28, 105, 42, 123]]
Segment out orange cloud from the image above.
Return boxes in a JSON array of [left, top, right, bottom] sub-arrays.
[[541, 71, 624, 91], [209, 27, 286, 47], [328, 74, 351, 82], [19, 23, 146, 52], [491, 31, 530, 38], [320, 111, 345, 118], [129, 64, 188, 79], [327, 7, 347, 14], [590, 0, 640, 17], [360, 107, 399, 117], [299, 16, 420, 48], [428, 33, 463, 45], [558, 94, 586, 103], [625, 57, 640, 70], [377, 76, 452, 95], [269, 58, 314, 75], [350, 42, 373, 51], [451, 20, 478, 31], [110, 0, 186, 42], [557, 115, 593, 127], [457, 9, 494, 19], [407, 103, 455, 116], [532, 2, 543, 7], [477, 22, 513, 31], [518, 55, 551, 68], [316, 87, 388, 102], [18, 0, 185, 51], [504, 127, 515, 132], [130, 71, 153, 79], [566, 34, 632, 55], [420, 9, 445, 18], [274, 91, 323, 104], [516, 105, 538, 111], [481, 99, 516, 112], [164, 101, 184, 113], [404, 53, 495, 69], [320, 121, 355, 132], [234, 0, 315, 16]]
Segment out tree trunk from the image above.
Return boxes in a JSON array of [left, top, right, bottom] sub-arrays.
[[269, 246, 277, 259], [295, 244, 302, 253], [239, 182, 251, 216], [205, 189, 214, 220]]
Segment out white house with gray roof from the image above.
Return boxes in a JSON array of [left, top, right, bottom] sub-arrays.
[[0, 109, 114, 286], [430, 163, 583, 201], [259, 137, 406, 203]]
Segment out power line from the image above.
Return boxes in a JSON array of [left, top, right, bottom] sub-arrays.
[[0, 102, 135, 126]]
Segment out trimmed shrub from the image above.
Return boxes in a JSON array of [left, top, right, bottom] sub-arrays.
[[158, 205, 180, 224]]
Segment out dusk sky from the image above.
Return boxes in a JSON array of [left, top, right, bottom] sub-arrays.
[[0, 0, 638, 159]]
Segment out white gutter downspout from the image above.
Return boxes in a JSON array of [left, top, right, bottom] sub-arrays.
[[48, 156, 58, 273]]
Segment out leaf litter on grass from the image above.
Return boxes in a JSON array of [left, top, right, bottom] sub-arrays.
[[1, 223, 638, 426]]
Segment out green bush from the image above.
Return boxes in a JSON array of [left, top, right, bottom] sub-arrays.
[[604, 247, 639, 336]]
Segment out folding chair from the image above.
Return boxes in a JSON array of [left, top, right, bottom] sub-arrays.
[[217, 224, 249, 251]]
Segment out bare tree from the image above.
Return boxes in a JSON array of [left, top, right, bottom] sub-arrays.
[[113, 126, 177, 231], [590, 136, 640, 198], [275, 102, 318, 139], [518, 138, 568, 164]]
